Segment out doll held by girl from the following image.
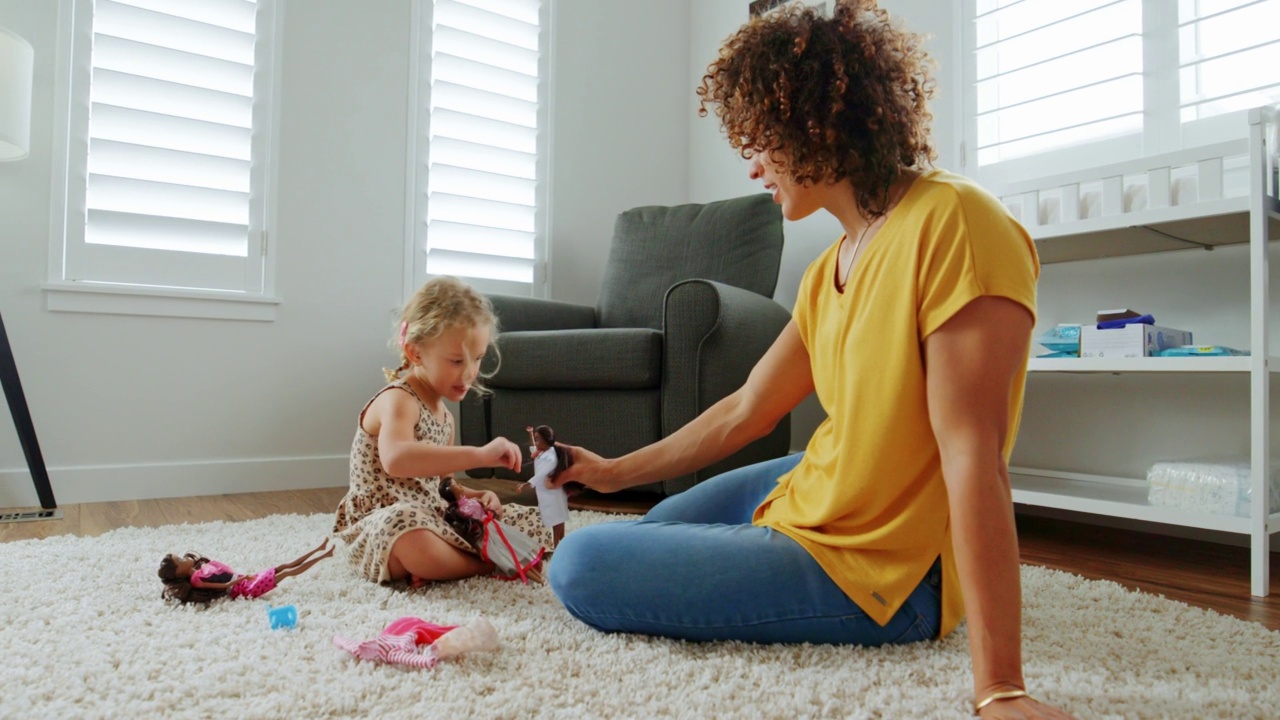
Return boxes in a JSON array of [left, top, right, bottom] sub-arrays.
[[439, 477, 546, 584], [157, 538, 334, 605]]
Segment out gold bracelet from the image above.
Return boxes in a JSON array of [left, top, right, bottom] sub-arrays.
[[973, 689, 1032, 715]]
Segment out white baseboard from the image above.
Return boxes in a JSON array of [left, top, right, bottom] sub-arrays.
[[0, 455, 348, 507]]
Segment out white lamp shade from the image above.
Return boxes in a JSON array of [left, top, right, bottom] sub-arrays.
[[0, 27, 34, 162]]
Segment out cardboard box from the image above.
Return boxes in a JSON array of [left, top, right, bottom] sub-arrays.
[[1080, 324, 1192, 358]]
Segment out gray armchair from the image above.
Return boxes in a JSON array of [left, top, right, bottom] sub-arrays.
[[460, 193, 791, 495]]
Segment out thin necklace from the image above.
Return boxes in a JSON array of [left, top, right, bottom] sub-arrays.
[[839, 220, 872, 291]]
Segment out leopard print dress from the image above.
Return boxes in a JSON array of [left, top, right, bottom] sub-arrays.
[[333, 380, 550, 583]]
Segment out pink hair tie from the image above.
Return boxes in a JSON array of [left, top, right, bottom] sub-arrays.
[[399, 321, 409, 348]]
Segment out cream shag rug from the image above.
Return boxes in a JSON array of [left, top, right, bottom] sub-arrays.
[[2, 511, 1277, 719]]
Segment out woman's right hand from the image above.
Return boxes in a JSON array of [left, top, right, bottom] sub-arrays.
[[477, 437, 522, 473], [546, 443, 622, 493]]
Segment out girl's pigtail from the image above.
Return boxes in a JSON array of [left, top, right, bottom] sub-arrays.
[[382, 358, 409, 383]]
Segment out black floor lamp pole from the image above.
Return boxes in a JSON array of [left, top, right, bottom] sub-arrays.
[[0, 310, 56, 510]]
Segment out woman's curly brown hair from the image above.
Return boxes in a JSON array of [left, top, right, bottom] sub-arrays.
[[697, 0, 936, 218]]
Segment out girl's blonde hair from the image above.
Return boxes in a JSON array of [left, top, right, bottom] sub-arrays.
[[383, 276, 500, 393]]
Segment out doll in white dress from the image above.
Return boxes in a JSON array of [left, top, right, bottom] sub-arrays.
[[520, 425, 570, 546]]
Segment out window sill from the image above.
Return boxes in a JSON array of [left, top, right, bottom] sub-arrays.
[[43, 282, 281, 321]]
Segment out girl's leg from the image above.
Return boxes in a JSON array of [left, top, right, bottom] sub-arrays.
[[549, 519, 940, 645], [387, 529, 493, 582], [274, 544, 335, 580], [552, 523, 564, 547], [644, 453, 804, 526]]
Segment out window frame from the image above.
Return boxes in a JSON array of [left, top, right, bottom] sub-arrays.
[[404, 0, 552, 302], [46, 0, 284, 321], [960, 0, 1271, 187]]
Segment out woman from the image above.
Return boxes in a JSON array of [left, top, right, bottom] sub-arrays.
[[547, 2, 1071, 717]]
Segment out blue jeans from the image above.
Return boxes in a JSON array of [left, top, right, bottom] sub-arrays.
[[549, 453, 941, 644]]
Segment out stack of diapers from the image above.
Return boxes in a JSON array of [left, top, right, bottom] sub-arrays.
[[1147, 459, 1279, 517]]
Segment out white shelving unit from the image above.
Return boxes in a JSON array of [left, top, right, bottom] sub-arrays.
[[992, 106, 1280, 597]]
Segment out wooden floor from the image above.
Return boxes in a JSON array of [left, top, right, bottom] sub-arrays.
[[3, 482, 1277, 630]]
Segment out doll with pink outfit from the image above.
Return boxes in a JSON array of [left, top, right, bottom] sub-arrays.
[[157, 539, 333, 605]]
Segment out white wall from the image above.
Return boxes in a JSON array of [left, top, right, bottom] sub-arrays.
[[547, 0, 692, 306], [0, 0, 693, 506], [688, 0, 961, 449]]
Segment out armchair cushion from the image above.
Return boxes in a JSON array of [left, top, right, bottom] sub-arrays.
[[596, 194, 783, 330], [491, 328, 662, 390], [489, 295, 596, 333]]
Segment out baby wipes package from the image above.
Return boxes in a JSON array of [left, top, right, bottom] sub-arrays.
[[1147, 459, 1279, 517], [1036, 324, 1081, 358]]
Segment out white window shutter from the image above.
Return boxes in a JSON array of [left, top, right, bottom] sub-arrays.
[[973, 0, 1145, 166], [1178, 0, 1280, 122], [424, 0, 542, 289], [63, 0, 272, 294], [966, 0, 1280, 177]]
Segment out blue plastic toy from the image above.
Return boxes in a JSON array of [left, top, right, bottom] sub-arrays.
[[267, 604, 298, 630]]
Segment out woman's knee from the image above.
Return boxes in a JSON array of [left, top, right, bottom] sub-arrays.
[[547, 527, 589, 600], [548, 523, 623, 606]]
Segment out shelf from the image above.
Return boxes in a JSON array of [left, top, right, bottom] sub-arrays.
[[1028, 356, 1280, 373], [1030, 196, 1280, 264], [995, 114, 1278, 596], [1028, 356, 1258, 373], [1009, 469, 1255, 534]]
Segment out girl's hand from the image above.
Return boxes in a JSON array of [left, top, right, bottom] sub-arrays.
[[978, 695, 1076, 719], [478, 437, 522, 473], [455, 485, 504, 518], [475, 490, 503, 518]]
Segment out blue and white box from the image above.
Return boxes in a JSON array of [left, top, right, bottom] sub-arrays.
[[1080, 324, 1192, 358]]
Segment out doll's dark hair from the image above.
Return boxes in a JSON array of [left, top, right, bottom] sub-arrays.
[[439, 478, 484, 548], [158, 552, 231, 605], [533, 425, 572, 477], [533, 425, 555, 446]]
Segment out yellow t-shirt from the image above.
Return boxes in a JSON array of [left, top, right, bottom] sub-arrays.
[[753, 169, 1039, 638]]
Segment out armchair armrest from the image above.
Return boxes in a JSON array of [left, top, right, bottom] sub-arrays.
[[661, 280, 792, 494], [488, 294, 596, 333]]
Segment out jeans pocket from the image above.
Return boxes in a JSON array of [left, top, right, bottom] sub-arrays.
[[888, 613, 932, 645]]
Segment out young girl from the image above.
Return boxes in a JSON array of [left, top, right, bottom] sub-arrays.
[[333, 276, 551, 586], [157, 539, 333, 605], [519, 425, 569, 547]]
